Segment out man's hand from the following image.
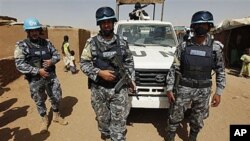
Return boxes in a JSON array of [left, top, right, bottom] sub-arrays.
[[98, 70, 116, 81], [211, 94, 221, 107], [167, 91, 175, 103], [43, 59, 53, 68], [39, 68, 49, 78]]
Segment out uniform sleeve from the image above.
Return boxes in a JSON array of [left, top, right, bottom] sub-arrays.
[[213, 41, 226, 95], [166, 43, 182, 92], [80, 39, 100, 82], [14, 41, 39, 75], [47, 40, 60, 64]]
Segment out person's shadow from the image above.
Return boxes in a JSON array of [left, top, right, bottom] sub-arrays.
[[48, 96, 78, 121], [0, 105, 30, 127], [0, 87, 11, 96], [127, 108, 190, 141], [0, 100, 50, 141], [0, 127, 50, 141], [0, 98, 17, 112]]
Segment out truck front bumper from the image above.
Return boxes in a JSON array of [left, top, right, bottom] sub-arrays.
[[129, 95, 170, 108]]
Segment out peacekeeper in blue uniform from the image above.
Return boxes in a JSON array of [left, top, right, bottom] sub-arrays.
[[165, 11, 226, 141], [14, 18, 67, 133], [80, 7, 135, 141]]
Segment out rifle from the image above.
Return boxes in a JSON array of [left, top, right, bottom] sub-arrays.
[[35, 55, 55, 97], [140, 3, 150, 9], [130, 4, 150, 20], [173, 70, 181, 94], [168, 70, 181, 116], [108, 54, 136, 94]]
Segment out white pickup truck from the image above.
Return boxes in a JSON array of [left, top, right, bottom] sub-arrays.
[[114, 0, 178, 108]]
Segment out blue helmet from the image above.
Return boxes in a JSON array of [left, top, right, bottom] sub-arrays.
[[23, 17, 42, 30], [96, 7, 117, 25], [191, 11, 214, 27]]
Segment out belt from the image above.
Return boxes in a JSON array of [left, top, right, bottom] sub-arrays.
[[92, 80, 118, 89], [179, 79, 212, 88], [28, 73, 56, 82]]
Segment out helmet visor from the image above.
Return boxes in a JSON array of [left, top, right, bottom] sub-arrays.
[[193, 12, 213, 22], [96, 8, 115, 19]]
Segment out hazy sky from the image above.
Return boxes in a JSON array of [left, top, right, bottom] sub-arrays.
[[1, 0, 250, 31]]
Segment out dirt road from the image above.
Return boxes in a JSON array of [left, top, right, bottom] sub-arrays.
[[1, 61, 250, 141]]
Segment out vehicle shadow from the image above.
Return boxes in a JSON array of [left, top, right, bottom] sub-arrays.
[[127, 108, 189, 141], [127, 108, 168, 138]]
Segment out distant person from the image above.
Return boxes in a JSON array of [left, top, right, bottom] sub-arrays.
[[144, 27, 166, 44], [129, 2, 149, 20], [80, 6, 136, 141], [165, 11, 226, 141], [239, 48, 250, 78], [183, 28, 191, 42], [62, 35, 72, 72], [14, 18, 68, 133], [153, 26, 166, 39], [68, 50, 78, 74]]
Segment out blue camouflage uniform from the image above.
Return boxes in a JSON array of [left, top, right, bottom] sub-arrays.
[[80, 34, 135, 141], [14, 38, 62, 117], [166, 35, 226, 133]]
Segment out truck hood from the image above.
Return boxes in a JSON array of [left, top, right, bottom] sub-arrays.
[[129, 46, 176, 69]]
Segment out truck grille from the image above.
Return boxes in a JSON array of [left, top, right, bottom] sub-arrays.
[[135, 69, 169, 86]]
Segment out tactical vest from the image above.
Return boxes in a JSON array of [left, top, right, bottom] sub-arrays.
[[180, 40, 214, 80], [25, 39, 55, 73], [90, 35, 124, 88]]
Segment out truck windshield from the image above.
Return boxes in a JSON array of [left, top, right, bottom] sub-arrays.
[[117, 24, 177, 47]]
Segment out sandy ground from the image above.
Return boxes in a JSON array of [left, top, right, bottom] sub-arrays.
[[1, 61, 250, 141]]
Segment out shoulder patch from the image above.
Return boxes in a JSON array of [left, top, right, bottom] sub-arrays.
[[87, 37, 93, 42], [213, 40, 224, 51], [17, 40, 28, 48]]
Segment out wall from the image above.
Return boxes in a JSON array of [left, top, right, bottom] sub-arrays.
[[0, 24, 48, 58], [0, 25, 26, 58]]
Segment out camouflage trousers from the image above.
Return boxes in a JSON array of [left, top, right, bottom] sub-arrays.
[[28, 77, 62, 117], [168, 85, 211, 133], [90, 85, 131, 141]]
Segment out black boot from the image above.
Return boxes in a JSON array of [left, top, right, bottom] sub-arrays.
[[101, 133, 111, 141], [165, 131, 176, 141], [189, 130, 198, 141]]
